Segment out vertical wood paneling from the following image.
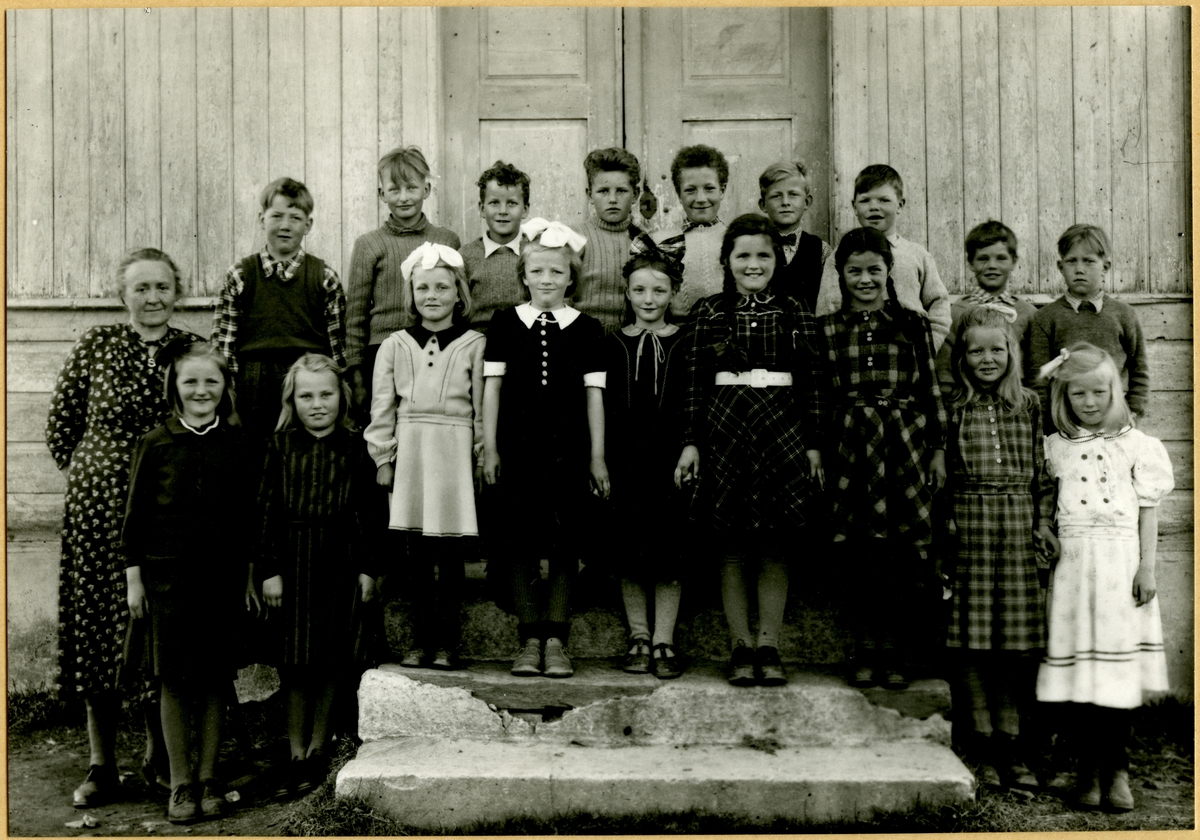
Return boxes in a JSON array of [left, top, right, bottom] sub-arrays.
[[7, 13, 17, 296], [231, 8, 268, 265], [303, 8, 342, 269], [923, 7, 964, 292], [1146, 6, 1191, 294], [160, 8, 197, 291], [14, 10, 54, 298], [865, 8, 889, 166], [829, 7, 870, 244], [886, 8, 926, 248], [961, 7, 1001, 232], [88, 9, 125, 296], [267, 8, 305, 183], [52, 10, 90, 298], [1071, 6, 1113, 265], [998, 7, 1038, 294], [342, 7, 380, 277], [378, 6, 404, 231], [400, 7, 441, 226], [124, 8, 160, 252], [1108, 6, 1149, 293], [1034, 7, 1074, 295], [196, 8, 234, 296]]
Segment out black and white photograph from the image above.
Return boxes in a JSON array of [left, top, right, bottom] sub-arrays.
[[5, 5, 1194, 834]]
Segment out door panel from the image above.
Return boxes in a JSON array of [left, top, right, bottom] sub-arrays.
[[442, 7, 621, 240], [632, 8, 830, 239]]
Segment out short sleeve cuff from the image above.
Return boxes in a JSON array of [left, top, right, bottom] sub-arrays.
[[584, 371, 606, 388], [484, 361, 507, 377]]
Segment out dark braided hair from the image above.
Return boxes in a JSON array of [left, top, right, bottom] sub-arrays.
[[834, 227, 929, 350]]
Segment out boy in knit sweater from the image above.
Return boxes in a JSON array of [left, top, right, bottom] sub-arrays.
[[1028, 224, 1150, 427], [813, 164, 952, 352], [346, 146, 460, 419], [462, 161, 531, 334], [572, 148, 644, 332], [631, 144, 729, 318]]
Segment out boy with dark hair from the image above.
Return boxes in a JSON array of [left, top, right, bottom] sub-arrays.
[[461, 160, 531, 333], [572, 147, 644, 331]]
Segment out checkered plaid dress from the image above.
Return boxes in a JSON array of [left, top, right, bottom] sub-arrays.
[[944, 397, 1055, 650], [821, 304, 946, 553], [681, 292, 824, 531]]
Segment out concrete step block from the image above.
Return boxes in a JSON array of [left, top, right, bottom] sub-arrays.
[[336, 737, 975, 829], [357, 662, 951, 747]]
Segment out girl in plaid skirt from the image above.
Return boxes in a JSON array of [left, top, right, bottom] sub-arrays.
[[820, 228, 946, 690], [941, 305, 1058, 791], [1035, 344, 1173, 812], [676, 214, 825, 687]]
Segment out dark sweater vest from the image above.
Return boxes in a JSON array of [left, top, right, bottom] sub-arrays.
[[775, 231, 824, 313], [237, 254, 331, 357]]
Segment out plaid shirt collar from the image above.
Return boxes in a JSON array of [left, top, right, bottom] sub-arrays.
[[682, 218, 722, 234], [259, 247, 307, 282], [962, 289, 1020, 307], [1064, 290, 1105, 313]]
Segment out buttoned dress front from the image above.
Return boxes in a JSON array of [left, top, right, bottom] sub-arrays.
[[1036, 428, 1173, 709]]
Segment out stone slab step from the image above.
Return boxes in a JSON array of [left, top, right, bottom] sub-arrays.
[[358, 662, 951, 747], [336, 737, 975, 829]]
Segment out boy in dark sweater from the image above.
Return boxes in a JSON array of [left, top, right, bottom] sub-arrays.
[[756, 160, 832, 313], [1028, 224, 1150, 427], [212, 177, 347, 440], [346, 146, 460, 420], [461, 161, 531, 334]]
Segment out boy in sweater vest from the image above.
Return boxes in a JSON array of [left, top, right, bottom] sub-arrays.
[[212, 177, 347, 440], [813, 164, 952, 351], [757, 160, 832, 313], [346, 146, 461, 420], [462, 161, 531, 334], [572, 147, 644, 332], [1028, 224, 1150, 428]]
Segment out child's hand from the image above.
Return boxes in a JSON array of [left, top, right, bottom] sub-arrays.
[[359, 574, 376, 603], [805, 450, 824, 489], [127, 578, 148, 620], [376, 463, 395, 488], [474, 464, 484, 495], [590, 456, 610, 499], [245, 578, 262, 616], [928, 449, 947, 493], [263, 575, 283, 609], [674, 446, 700, 489], [483, 448, 501, 485], [1132, 567, 1157, 606], [1034, 525, 1060, 564]]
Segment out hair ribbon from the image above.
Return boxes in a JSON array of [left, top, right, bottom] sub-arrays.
[[521, 218, 587, 253], [976, 300, 1018, 324], [401, 241, 464, 282], [1037, 348, 1070, 382]]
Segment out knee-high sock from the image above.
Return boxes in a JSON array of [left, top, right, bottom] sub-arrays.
[[621, 578, 650, 641], [756, 558, 789, 649], [721, 557, 753, 648], [652, 581, 682, 647]]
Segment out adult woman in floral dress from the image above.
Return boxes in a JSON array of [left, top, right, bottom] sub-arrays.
[[46, 248, 200, 808]]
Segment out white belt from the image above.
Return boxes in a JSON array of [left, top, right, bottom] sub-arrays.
[[714, 369, 793, 388]]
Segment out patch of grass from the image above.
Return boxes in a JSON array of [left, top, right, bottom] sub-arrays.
[[6, 690, 80, 734]]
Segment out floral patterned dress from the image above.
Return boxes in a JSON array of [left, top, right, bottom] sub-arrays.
[[45, 323, 194, 698]]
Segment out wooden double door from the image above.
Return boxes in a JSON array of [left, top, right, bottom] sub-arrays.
[[442, 7, 830, 243]]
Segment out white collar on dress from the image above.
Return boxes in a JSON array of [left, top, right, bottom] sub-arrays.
[[515, 302, 580, 329]]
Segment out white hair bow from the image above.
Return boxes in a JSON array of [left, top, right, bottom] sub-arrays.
[[977, 300, 1018, 323], [400, 241, 464, 282], [520, 218, 587, 253], [1037, 348, 1070, 382]]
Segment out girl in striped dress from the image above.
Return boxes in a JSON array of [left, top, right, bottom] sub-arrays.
[[1036, 343, 1173, 812], [942, 305, 1058, 791], [820, 227, 946, 691], [259, 353, 379, 796]]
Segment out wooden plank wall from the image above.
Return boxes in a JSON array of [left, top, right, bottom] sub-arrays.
[[830, 6, 1191, 295], [5, 7, 440, 300]]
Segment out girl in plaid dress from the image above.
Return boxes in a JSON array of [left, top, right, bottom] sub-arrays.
[[942, 305, 1058, 791], [677, 214, 825, 687], [820, 228, 946, 690], [1035, 344, 1173, 812]]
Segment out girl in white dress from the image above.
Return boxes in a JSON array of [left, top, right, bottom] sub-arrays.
[[1035, 343, 1173, 812]]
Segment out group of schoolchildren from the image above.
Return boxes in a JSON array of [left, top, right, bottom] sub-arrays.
[[121, 141, 1173, 821]]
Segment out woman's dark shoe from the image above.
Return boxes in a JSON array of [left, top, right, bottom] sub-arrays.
[[198, 779, 228, 819], [849, 663, 876, 688], [1071, 767, 1102, 809], [755, 646, 787, 686], [306, 748, 331, 787], [74, 764, 120, 809], [623, 639, 652, 674], [430, 649, 458, 670], [728, 642, 755, 686], [651, 643, 683, 680], [400, 648, 425, 668], [883, 670, 909, 690], [1103, 769, 1134, 812], [167, 784, 200, 824]]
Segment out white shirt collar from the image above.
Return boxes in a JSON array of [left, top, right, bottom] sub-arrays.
[[1065, 291, 1105, 313], [482, 233, 522, 258], [515, 302, 581, 329]]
